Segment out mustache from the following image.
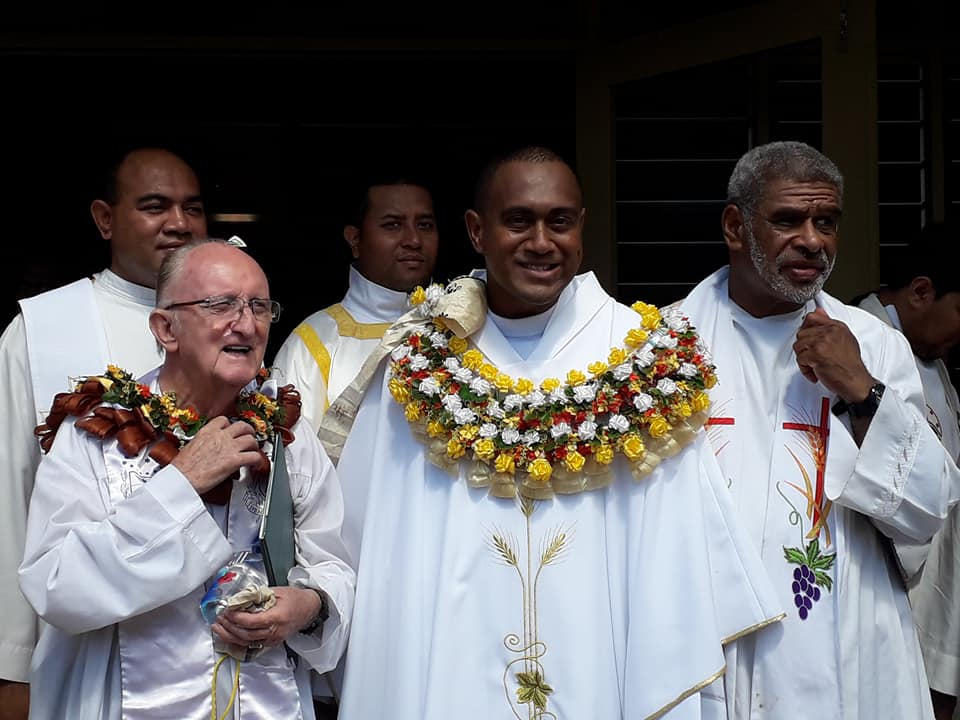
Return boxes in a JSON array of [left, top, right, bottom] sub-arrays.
[[775, 248, 830, 268]]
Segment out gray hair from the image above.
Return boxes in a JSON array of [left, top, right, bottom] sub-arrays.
[[727, 141, 844, 213], [155, 237, 233, 308]]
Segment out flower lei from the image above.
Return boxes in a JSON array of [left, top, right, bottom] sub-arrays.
[[389, 283, 717, 499], [95, 364, 285, 443]]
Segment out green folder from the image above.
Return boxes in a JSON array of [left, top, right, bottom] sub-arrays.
[[259, 434, 295, 586]]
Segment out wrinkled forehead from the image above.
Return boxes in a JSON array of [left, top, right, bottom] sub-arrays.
[[178, 246, 269, 297]]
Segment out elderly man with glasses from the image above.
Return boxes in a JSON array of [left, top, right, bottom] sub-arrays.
[[18, 238, 355, 720]]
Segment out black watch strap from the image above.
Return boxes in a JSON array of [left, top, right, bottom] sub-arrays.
[[832, 382, 885, 419], [299, 589, 329, 636]]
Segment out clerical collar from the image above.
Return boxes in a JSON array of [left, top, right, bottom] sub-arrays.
[[94, 268, 156, 307], [881, 302, 904, 333], [343, 265, 411, 322]]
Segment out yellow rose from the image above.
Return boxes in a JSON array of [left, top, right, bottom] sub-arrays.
[[566, 369, 586, 386], [595, 443, 615, 465], [427, 420, 446, 438], [388, 378, 410, 404], [458, 424, 479, 441], [448, 336, 468, 354], [107, 363, 123, 377], [631, 301, 662, 330], [495, 452, 516, 475], [405, 402, 421, 422], [514, 377, 534, 395], [541, 377, 561, 392], [474, 438, 496, 461], [479, 363, 498, 381], [447, 438, 466, 459], [621, 433, 645, 460], [624, 328, 648, 348], [462, 349, 483, 370], [432, 317, 447, 331], [607, 347, 627, 366], [648, 415, 671, 438], [564, 450, 586, 472], [691, 391, 710, 413], [675, 401, 692, 418], [587, 361, 608, 376], [409, 286, 427, 306], [495, 373, 514, 392], [704, 373, 717, 389], [528, 458, 553, 483]]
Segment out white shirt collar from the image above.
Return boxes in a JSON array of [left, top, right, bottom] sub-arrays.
[[94, 268, 156, 307], [342, 265, 411, 323]]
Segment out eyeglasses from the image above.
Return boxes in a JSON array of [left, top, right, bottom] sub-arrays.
[[163, 295, 282, 324]]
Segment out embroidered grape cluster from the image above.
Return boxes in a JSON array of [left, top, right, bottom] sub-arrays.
[[792, 564, 821, 620]]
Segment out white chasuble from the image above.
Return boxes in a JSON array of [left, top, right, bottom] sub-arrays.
[[682, 267, 960, 720], [336, 272, 783, 720]]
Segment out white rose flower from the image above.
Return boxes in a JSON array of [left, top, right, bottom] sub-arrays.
[[453, 407, 477, 425], [697, 344, 712, 363], [391, 344, 411, 361], [607, 414, 630, 433], [469, 377, 492, 396], [443, 357, 461, 372], [487, 400, 506, 419], [550, 422, 571, 439], [503, 394, 524, 411], [501, 428, 521, 445], [634, 349, 656, 369], [679, 362, 698, 378], [454, 368, 473, 384], [479, 423, 499, 438], [550, 387, 568, 404], [656, 378, 677, 396], [612, 363, 633, 381], [657, 334, 678, 349], [573, 382, 597, 403], [522, 430, 541, 445], [418, 377, 440, 396], [576, 419, 598, 440], [409, 354, 429, 371], [429, 332, 448, 349], [426, 284, 444, 304], [526, 390, 546, 408], [442, 394, 463, 412], [632, 392, 654, 411], [662, 307, 689, 332]]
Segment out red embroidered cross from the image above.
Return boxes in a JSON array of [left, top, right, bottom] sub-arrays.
[[782, 396, 831, 518]]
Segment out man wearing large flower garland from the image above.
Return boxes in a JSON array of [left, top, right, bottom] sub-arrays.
[[18, 239, 356, 719], [679, 141, 960, 719], [0, 146, 206, 720], [329, 146, 783, 719]]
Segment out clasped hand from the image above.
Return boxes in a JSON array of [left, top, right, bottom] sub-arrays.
[[211, 586, 324, 655], [171, 417, 263, 494], [793, 308, 875, 402]]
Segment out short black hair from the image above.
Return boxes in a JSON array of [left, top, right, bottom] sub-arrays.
[[886, 221, 960, 296], [97, 143, 200, 205], [348, 172, 436, 228], [472, 145, 579, 212]]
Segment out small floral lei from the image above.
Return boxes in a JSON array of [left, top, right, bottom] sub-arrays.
[[389, 283, 717, 498], [97, 364, 284, 443]]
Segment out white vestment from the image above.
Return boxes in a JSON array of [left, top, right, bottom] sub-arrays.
[[0, 270, 160, 682], [858, 292, 960, 697], [272, 266, 409, 427], [18, 368, 356, 720], [335, 272, 783, 720], [681, 268, 960, 720]]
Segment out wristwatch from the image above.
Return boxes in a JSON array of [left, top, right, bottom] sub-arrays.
[[832, 382, 885, 419], [299, 589, 329, 636]]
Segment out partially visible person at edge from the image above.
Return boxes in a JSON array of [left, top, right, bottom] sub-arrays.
[[852, 220, 960, 720], [0, 146, 206, 720], [272, 174, 439, 424], [329, 145, 783, 719], [19, 239, 356, 719], [678, 140, 960, 719]]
